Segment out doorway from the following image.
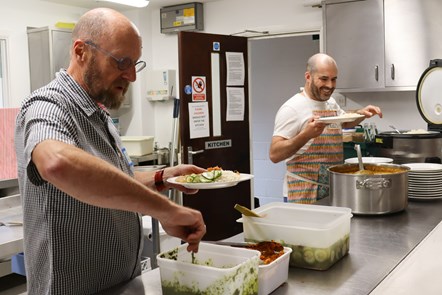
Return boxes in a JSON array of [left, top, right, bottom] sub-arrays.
[[248, 33, 320, 206]]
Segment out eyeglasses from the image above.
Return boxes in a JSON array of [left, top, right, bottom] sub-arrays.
[[85, 40, 146, 73]]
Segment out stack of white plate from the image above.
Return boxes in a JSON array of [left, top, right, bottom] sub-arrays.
[[403, 163, 442, 200]]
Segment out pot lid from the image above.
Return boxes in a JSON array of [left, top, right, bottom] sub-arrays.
[[416, 59, 442, 125]]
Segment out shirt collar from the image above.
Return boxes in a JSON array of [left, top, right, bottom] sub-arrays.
[[56, 69, 105, 118]]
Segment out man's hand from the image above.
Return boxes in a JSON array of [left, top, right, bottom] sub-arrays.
[[302, 116, 328, 139], [159, 203, 206, 253], [163, 164, 206, 194]]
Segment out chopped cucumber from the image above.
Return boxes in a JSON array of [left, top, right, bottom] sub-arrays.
[[202, 171, 215, 180], [314, 249, 330, 263], [213, 170, 222, 179], [185, 175, 196, 182], [198, 176, 214, 183], [303, 248, 315, 264]]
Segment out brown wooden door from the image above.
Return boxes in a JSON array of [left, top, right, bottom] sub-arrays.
[[178, 31, 250, 240]]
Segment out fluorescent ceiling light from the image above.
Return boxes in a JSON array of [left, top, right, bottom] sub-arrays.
[[97, 0, 149, 8]]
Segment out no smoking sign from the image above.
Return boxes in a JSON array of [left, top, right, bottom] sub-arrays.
[[192, 76, 206, 101]]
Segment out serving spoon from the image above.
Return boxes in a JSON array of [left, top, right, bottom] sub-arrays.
[[234, 204, 263, 218], [389, 125, 401, 134], [354, 144, 374, 175]]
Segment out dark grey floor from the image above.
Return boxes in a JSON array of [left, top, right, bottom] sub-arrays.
[[0, 274, 26, 295]]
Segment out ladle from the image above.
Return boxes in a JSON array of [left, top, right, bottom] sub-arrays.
[[354, 144, 364, 171], [389, 125, 401, 134], [353, 144, 374, 175], [234, 204, 263, 218]]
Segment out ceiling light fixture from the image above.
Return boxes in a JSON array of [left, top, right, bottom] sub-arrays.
[[96, 0, 149, 8]]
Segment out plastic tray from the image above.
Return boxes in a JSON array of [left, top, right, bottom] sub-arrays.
[[157, 242, 260, 294], [258, 246, 292, 295], [237, 202, 352, 270], [120, 136, 154, 156]]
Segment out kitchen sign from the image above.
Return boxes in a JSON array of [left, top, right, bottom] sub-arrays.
[[205, 139, 232, 150]]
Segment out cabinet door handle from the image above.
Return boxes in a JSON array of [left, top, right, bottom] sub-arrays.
[[391, 64, 395, 80], [375, 65, 379, 81]]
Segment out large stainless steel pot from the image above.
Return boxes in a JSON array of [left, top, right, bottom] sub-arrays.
[[328, 163, 410, 215], [374, 131, 442, 164]]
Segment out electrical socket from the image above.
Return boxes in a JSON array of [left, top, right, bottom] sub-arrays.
[[334, 93, 347, 107]]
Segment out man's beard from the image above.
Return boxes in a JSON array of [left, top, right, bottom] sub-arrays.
[[310, 82, 334, 102], [84, 57, 128, 110]]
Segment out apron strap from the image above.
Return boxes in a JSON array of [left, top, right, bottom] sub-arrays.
[[286, 171, 329, 188]]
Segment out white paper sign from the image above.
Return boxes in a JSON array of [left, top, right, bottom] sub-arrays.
[[189, 102, 210, 139], [226, 87, 245, 121], [226, 52, 245, 86]]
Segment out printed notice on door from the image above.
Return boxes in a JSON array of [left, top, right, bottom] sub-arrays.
[[192, 76, 206, 101], [226, 52, 245, 86], [226, 87, 244, 121], [189, 102, 210, 139]]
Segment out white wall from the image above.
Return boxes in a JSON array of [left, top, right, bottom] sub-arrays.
[[0, 2, 87, 107], [343, 91, 427, 133], [249, 35, 320, 205]]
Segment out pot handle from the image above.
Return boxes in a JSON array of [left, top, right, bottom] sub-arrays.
[[356, 178, 391, 190]]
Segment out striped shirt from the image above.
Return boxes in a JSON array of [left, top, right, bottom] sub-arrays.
[[15, 70, 142, 295]]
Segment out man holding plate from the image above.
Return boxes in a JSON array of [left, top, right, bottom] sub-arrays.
[[269, 53, 382, 204]]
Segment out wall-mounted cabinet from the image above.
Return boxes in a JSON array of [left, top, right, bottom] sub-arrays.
[[27, 26, 72, 92], [323, 0, 442, 92]]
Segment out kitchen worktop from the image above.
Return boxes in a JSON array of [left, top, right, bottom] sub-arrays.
[[102, 198, 442, 295], [0, 195, 23, 260], [370, 220, 442, 294]]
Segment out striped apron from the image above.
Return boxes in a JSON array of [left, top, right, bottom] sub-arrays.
[[286, 109, 343, 204]]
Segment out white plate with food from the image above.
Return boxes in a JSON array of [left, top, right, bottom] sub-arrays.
[[317, 113, 365, 124], [167, 171, 254, 189]]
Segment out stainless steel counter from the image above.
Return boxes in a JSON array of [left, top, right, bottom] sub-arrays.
[[270, 198, 442, 294], [106, 198, 442, 294], [0, 193, 23, 278]]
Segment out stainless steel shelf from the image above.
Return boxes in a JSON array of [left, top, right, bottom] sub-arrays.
[[0, 179, 19, 198], [131, 153, 158, 166], [0, 179, 18, 190]]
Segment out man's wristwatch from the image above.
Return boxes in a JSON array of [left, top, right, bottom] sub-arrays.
[[154, 168, 166, 191]]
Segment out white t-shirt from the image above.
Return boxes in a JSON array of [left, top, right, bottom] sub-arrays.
[[272, 92, 345, 197], [273, 92, 345, 157]]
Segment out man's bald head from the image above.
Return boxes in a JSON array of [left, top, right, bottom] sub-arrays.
[[306, 53, 338, 75], [72, 8, 140, 45]]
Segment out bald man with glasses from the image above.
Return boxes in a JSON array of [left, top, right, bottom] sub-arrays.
[[15, 8, 206, 294]]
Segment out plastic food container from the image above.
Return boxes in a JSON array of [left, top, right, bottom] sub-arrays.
[[120, 136, 154, 156], [157, 242, 260, 294], [258, 247, 292, 295], [237, 202, 352, 270]]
